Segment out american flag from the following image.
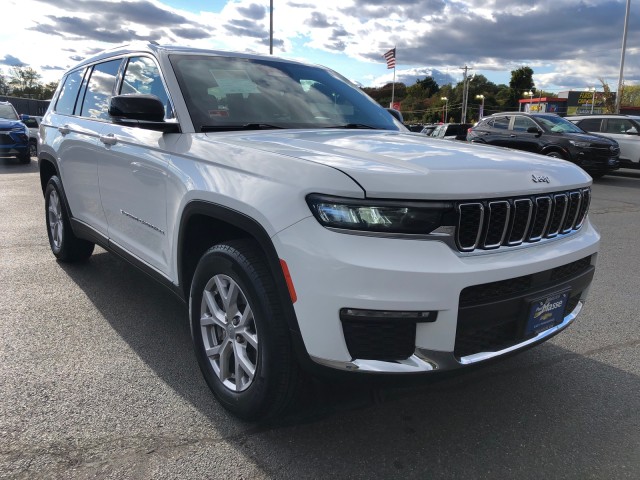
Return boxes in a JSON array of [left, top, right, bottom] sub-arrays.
[[383, 48, 396, 69]]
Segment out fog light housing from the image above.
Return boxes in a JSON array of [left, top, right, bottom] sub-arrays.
[[340, 308, 438, 361]]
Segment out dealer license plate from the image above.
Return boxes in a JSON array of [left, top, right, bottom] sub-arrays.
[[526, 291, 569, 335]]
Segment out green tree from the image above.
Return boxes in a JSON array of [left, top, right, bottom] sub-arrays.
[[598, 78, 617, 113], [9, 66, 43, 98], [619, 84, 640, 107], [508, 66, 535, 109], [0, 72, 9, 95]]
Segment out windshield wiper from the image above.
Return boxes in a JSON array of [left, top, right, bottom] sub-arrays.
[[325, 123, 378, 129], [201, 123, 286, 132]]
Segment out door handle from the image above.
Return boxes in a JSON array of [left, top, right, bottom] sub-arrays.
[[58, 125, 70, 135], [99, 134, 117, 146], [510, 134, 517, 137]]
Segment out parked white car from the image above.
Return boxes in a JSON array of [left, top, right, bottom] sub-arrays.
[[567, 114, 640, 168], [38, 43, 599, 420]]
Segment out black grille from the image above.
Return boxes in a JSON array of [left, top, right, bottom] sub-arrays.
[[341, 320, 416, 360], [456, 188, 590, 252], [460, 256, 592, 306], [455, 256, 594, 358]]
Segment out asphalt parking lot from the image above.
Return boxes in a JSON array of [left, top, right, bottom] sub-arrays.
[[1, 158, 639, 479]]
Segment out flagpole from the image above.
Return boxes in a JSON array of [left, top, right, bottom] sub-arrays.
[[391, 66, 396, 106]]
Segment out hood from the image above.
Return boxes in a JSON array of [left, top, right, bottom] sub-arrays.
[[558, 131, 617, 146], [0, 119, 24, 129], [213, 129, 592, 200]]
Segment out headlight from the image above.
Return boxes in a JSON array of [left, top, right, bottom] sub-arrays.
[[569, 140, 591, 148], [306, 194, 455, 235]]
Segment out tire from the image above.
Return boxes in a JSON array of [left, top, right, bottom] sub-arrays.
[[545, 151, 565, 159], [18, 152, 31, 164], [189, 240, 299, 421], [45, 176, 95, 262], [29, 141, 37, 158]]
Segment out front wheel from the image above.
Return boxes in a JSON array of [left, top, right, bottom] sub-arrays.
[[189, 240, 299, 421], [18, 151, 31, 164], [45, 176, 95, 262], [29, 141, 37, 158], [545, 151, 565, 159]]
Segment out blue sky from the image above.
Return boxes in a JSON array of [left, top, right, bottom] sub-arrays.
[[1, 0, 638, 94]]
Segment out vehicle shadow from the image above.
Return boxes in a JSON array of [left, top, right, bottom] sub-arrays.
[[601, 168, 640, 185], [58, 251, 640, 478], [0, 156, 38, 174]]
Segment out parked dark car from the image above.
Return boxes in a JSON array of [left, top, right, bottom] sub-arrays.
[[467, 112, 620, 177], [430, 123, 472, 141], [0, 101, 30, 164], [420, 124, 438, 136]]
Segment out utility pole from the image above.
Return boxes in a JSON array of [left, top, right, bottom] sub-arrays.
[[460, 65, 472, 123], [615, 0, 630, 113]]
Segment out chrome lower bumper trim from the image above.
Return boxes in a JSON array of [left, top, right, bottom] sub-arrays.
[[310, 301, 582, 373]]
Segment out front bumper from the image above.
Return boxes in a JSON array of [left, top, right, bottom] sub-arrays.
[[274, 215, 599, 374]]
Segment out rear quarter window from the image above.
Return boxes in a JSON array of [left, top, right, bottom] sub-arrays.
[[55, 70, 85, 115], [577, 118, 602, 132]]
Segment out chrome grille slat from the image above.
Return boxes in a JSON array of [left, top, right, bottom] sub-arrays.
[[483, 201, 510, 248], [507, 199, 532, 246], [455, 188, 590, 253]]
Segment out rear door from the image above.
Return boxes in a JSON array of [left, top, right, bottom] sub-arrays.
[[480, 116, 511, 147], [45, 61, 122, 236], [509, 115, 542, 154]]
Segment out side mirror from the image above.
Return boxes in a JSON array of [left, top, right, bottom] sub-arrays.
[[626, 127, 638, 135], [109, 94, 179, 133], [386, 108, 403, 123], [527, 126, 542, 136]]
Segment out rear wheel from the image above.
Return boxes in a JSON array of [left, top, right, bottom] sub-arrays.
[[45, 176, 95, 262], [189, 240, 299, 421]]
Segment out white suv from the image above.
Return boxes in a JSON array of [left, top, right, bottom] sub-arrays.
[[567, 114, 640, 169], [39, 44, 600, 420]]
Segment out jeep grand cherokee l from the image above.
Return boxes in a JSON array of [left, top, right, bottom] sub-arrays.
[[468, 112, 620, 178], [38, 44, 600, 420]]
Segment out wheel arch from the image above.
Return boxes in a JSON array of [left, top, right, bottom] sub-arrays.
[[177, 201, 303, 338], [540, 145, 570, 159], [38, 152, 61, 193]]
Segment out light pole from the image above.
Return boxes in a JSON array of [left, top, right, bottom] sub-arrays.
[[523, 90, 534, 112], [615, 0, 631, 113], [441, 97, 448, 123], [475, 94, 485, 119]]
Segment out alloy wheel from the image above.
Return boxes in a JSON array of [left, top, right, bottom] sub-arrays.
[[47, 189, 63, 250], [200, 274, 259, 392]]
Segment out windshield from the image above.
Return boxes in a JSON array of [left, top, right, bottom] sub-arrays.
[[169, 54, 402, 132], [0, 104, 18, 120], [535, 115, 584, 134]]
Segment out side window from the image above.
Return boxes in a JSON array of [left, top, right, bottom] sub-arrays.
[[577, 118, 602, 132], [605, 119, 634, 134], [493, 116, 510, 130], [22, 118, 38, 128], [513, 116, 537, 132], [54, 69, 85, 115], [121, 56, 174, 119], [80, 59, 122, 120]]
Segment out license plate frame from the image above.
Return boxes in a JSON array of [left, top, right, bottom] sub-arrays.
[[525, 290, 570, 336]]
